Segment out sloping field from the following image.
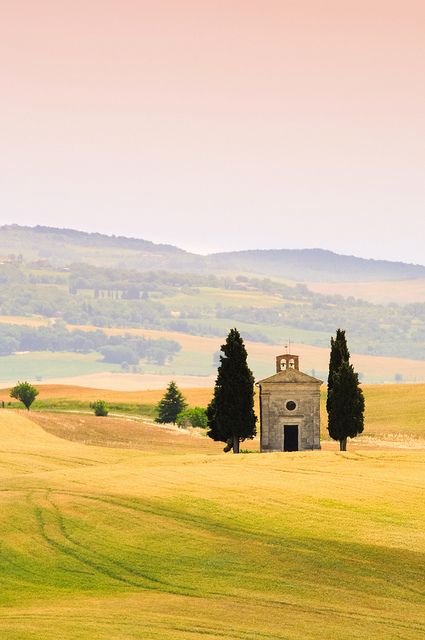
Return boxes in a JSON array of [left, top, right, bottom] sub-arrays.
[[358, 383, 425, 440], [0, 410, 424, 639], [69, 325, 425, 382], [2, 315, 425, 383], [0, 383, 214, 407], [30, 412, 221, 453], [2, 382, 425, 440], [307, 278, 425, 304]]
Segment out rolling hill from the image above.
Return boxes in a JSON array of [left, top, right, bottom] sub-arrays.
[[1, 225, 425, 381], [0, 409, 423, 639], [3, 381, 425, 441], [2, 224, 425, 282]]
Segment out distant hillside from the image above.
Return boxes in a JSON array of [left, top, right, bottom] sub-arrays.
[[1, 224, 425, 282], [2, 230, 425, 367], [0, 225, 202, 272], [206, 248, 425, 282]]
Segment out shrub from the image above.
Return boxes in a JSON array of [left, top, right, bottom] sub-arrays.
[[176, 407, 208, 429], [90, 400, 109, 417]]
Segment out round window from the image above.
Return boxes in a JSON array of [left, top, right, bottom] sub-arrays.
[[286, 400, 296, 411]]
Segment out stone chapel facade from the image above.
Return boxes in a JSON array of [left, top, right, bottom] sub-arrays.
[[257, 353, 322, 452]]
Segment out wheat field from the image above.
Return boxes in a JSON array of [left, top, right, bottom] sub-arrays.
[[3, 381, 425, 440], [0, 409, 424, 639]]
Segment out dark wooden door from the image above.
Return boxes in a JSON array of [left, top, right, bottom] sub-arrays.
[[284, 425, 298, 451]]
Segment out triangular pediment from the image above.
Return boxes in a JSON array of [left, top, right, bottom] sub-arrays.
[[257, 368, 323, 385]]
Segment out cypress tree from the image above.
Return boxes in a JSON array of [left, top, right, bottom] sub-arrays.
[[327, 361, 365, 451], [206, 328, 257, 454], [156, 381, 187, 424], [326, 329, 350, 413]]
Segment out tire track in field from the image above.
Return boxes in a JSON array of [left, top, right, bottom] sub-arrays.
[[79, 494, 425, 600], [46, 491, 175, 589], [29, 490, 193, 594], [31, 490, 147, 588]]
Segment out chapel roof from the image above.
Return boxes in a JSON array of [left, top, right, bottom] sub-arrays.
[[257, 368, 323, 385]]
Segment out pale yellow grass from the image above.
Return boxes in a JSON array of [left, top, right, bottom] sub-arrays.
[[36, 371, 216, 391], [0, 410, 424, 639], [30, 411, 222, 453], [4, 381, 425, 443], [307, 278, 425, 304], [0, 315, 48, 327], [0, 382, 214, 405]]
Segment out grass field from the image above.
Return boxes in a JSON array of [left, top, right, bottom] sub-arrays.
[[2, 382, 425, 441], [307, 278, 425, 304], [0, 315, 48, 327], [0, 383, 214, 414], [0, 409, 424, 639], [157, 286, 292, 310], [0, 352, 120, 384], [66, 326, 425, 383], [354, 384, 425, 440], [3, 315, 425, 383]]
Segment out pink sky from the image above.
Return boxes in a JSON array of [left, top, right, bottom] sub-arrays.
[[1, 1, 425, 262]]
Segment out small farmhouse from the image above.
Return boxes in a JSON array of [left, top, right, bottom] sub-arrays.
[[257, 353, 322, 452]]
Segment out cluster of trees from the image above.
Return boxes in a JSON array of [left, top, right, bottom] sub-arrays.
[[99, 337, 180, 366], [0, 322, 181, 365], [2, 257, 425, 360], [155, 381, 207, 428], [219, 300, 425, 358]]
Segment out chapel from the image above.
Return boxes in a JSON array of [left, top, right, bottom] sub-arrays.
[[257, 353, 322, 452]]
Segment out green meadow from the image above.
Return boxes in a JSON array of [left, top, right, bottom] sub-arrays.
[[0, 410, 423, 639], [0, 351, 120, 383]]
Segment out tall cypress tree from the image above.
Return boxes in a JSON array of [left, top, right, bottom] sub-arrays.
[[206, 328, 257, 454], [326, 329, 364, 450], [155, 381, 187, 424], [327, 361, 365, 451], [326, 329, 350, 413]]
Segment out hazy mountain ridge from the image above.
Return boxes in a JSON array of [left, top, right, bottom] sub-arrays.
[[206, 248, 425, 281], [0, 225, 201, 272], [1, 224, 425, 282], [2, 225, 187, 253]]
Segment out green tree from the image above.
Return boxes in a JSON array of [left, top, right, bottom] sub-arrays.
[[156, 381, 187, 424], [206, 328, 257, 454], [90, 400, 109, 416], [10, 381, 39, 411], [326, 328, 350, 414], [327, 361, 365, 451]]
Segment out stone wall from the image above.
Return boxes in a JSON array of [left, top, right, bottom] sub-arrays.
[[260, 381, 321, 451]]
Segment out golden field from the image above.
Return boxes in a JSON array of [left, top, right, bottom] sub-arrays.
[[0, 409, 423, 639], [307, 277, 425, 304], [2, 381, 425, 441], [0, 382, 214, 408]]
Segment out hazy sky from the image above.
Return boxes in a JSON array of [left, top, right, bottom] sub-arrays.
[[1, 1, 425, 263]]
